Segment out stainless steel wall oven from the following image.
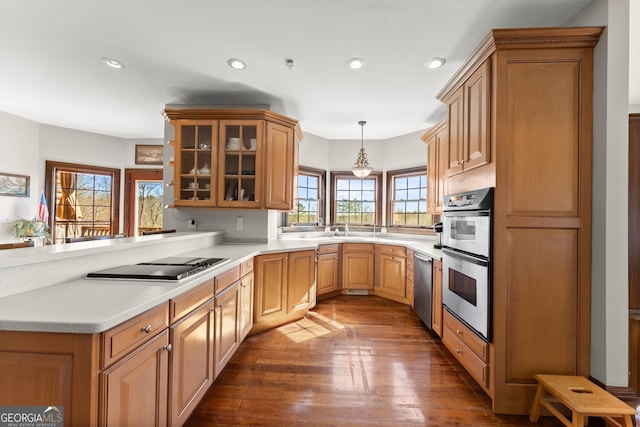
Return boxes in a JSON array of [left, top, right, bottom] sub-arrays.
[[442, 187, 493, 342]]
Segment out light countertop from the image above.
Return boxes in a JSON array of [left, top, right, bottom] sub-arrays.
[[0, 235, 441, 334]]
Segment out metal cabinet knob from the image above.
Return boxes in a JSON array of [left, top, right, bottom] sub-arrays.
[[456, 329, 462, 335], [456, 349, 462, 354], [141, 325, 152, 333], [164, 344, 173, 352]]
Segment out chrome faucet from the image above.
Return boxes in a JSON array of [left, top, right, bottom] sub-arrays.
[[344, 221, 349, 237]]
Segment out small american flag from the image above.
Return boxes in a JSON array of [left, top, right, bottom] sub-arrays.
[[38, 191, 49, 224]]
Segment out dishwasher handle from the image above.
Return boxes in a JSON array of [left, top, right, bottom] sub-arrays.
[[414, 253, 433, 263]]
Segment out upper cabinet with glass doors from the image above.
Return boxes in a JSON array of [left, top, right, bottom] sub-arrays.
[[172, 120, 218, 207], [218, 120, 262, 208], [163, 109, 302, 210]]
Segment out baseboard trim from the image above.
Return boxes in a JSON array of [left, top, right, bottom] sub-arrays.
[[589, 376, 639, 407]]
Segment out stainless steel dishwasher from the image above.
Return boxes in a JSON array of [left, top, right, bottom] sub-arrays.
[[414, 253, 433, 329]]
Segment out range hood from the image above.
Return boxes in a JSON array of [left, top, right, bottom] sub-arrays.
[[87, 257, 230, 281]]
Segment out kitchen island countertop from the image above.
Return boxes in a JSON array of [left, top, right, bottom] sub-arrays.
[[0, 234, 441, 334]]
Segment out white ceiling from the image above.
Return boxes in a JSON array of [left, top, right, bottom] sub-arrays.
[[0, 0, 635, 141]]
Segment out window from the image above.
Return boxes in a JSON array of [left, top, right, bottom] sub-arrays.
[[387, 167, 432, 228], [286, 167, 325, 226], [330, 172, 382, 225], [45, 161, 120, 244]]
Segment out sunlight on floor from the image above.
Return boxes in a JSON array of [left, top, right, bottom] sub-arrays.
[[276, 311, 345, 343]]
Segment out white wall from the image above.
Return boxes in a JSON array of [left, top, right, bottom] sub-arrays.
[[0, 112, 41, 242], [566, 0, 630, 387], [0, 112, 163, 243]]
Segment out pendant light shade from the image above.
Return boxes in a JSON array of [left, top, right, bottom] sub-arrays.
[[352, 120, 372, 178]]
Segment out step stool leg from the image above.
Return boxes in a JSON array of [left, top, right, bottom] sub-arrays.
[[572, 412, 585, 427], [529, 383, 545, 422]]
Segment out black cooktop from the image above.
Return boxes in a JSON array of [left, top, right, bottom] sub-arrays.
[[87, 257, 229, 281]]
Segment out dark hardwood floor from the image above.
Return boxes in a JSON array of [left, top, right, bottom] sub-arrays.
[[184, 295, 577, 426]]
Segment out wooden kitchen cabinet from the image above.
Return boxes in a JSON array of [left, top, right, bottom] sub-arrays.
[[101, 330, 170, 427], [253, 250, 316, 334], [0, 331, 100, 426], [239, 271, 254, 341], [214, 281, 241, 377], [434, 27, 602, 414], [442, 309, 490, 392], [218, 120, 262, 208], [317, 244, 341, 298], [169, 297, 215, 427], [442, 59, 490, 177], [406, 249, 415, 308], [375, 244, 407, 302], [264, 121, 298, 210], [431, 259, 443, 337], [170, 120, 218, 207], [164, 109, 302, 210], [342, 243, 375, 290], [422, 118, 447, 214]]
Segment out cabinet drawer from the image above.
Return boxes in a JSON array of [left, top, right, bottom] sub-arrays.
[[169, 279, 214, 324], [240, 259, 254, 277], [317, 244, 340, 255], [343, 243, 375, 253], [443, 309, 488, 361], [379, 245, 406, 257], [102, 303, 169, 367], [442, 326, 489, 389], [215, 265, 240, 294]]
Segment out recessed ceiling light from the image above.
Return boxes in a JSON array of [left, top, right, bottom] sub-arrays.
[[102, 57, 125, 70], [227, 58, 248, 70], [347, 58, 366, 70], [425, 57, 446, 70]]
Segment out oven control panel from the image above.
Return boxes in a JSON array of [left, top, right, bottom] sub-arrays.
[[444, 187, 493, 211]]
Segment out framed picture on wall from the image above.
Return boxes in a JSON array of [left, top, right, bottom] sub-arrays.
[[135, 145, 164, 165], [0, 172, 30, 197]]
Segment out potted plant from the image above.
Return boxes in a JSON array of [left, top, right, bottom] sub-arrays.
[[11, 217, 51, 245]]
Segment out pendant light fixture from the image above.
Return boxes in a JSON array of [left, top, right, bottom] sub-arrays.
[[352, 120, 372, 178]]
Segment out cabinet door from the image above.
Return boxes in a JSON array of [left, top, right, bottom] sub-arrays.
[[173, 120, 218, 207], [343, 250, 374, 290], [239, 272, 254, 341], [214, 282, 241, 376], [435, 125, 448, 212], [254, 253, 288, 323], [317, 252, 340, 296], [287, 250, 315, 313], [169, 299, 215, 427], [264, 121, 296, 210], [431, 260, 443, 337], [378, 254, 406, 298], [463, 59, 491, 171], [101, 330, 169, 427], [446, 86, 465, 176], [218, 120, 263, 208]]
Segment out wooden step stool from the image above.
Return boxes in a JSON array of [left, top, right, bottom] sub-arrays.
[[529, 374, 636, 427]]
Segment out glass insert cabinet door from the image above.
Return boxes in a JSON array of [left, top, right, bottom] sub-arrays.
[[174, 121, 217, 206], [218, 120, 262, 207]]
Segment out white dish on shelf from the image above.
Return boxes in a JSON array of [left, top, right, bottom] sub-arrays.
[[188, 168, 196, 174]]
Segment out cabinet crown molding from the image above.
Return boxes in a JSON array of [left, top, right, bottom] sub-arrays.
[[436, 26, 604, 101]]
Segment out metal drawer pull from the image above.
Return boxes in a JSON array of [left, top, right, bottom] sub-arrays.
[[456, 329, 462, 335], [141, 325, 152, 333], [163, 344, 173, 352], [456, 349, 462, 354]]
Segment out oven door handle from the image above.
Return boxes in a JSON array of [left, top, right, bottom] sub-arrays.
[[442, 248, 489, 267]]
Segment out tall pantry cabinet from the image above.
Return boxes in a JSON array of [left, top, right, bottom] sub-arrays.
[[433, 27, 603, 414]]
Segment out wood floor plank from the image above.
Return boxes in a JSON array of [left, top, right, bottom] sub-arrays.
[[184, 295, 575, 426]]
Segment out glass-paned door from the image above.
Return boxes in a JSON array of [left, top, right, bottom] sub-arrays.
[[218, 120, 262, 208]]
